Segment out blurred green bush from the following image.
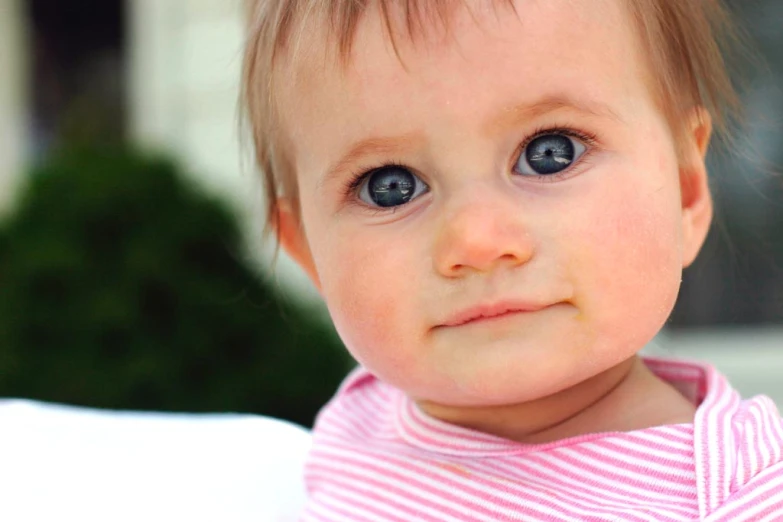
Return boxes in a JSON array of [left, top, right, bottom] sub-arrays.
[[0, 147, 353, 427]]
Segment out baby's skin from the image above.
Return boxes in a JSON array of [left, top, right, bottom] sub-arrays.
[[275, 0, 712, 443]]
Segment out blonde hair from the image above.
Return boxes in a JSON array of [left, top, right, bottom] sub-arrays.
[[242, 0, 747, 235]]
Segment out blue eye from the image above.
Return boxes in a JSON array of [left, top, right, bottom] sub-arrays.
[[514, 134, 587, 176], [358, 166, 429, 208]]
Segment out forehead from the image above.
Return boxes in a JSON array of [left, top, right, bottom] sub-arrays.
[[277, 0, 652, 171]]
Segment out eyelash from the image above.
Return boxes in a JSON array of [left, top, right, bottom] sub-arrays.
[[513, 125, 598, 181], [341, 124, 599, 203], [343, 161, 411, 201]]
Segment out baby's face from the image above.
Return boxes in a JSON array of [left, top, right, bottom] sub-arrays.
[[277, 0, 710, 406]]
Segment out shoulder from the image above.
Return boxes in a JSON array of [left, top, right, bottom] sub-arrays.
[[310, 366, 402, 443], [643, 357, 783, 518], [688, 364, 783, 518]]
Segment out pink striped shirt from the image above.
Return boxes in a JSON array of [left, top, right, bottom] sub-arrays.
[[301, 357, 783, 521]]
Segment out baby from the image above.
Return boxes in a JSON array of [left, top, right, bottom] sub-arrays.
[[242, 0, 783, 520]]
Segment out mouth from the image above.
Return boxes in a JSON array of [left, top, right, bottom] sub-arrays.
[[439, 300, 552, 328]]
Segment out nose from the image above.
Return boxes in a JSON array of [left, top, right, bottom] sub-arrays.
[[433, 187, 535, 278]]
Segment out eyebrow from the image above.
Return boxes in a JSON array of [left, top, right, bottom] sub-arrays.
[[319, 134, 422, 189], [320, 94, 622, 187], [489, 95, 624, 133]]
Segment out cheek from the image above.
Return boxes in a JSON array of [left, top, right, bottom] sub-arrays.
[[585, 194, 681, 285], [566, 169, 684, 339], [313, 227, 421, 376]]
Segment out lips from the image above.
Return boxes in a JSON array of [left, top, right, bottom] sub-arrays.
[[439, 300, 550, 328]]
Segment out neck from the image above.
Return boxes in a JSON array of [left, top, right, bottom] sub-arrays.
[[415, 356, 695, 444]]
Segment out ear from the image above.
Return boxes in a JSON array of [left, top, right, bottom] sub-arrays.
[[680, 107, 713, 268], [275, 199, 322, 291]]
